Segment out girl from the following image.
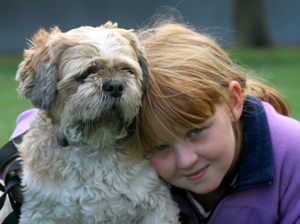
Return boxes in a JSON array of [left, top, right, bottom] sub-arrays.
[[127, 23, 300, 223], [2, 23, 300, 224]]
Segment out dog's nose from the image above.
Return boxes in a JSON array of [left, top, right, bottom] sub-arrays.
[[103, 81, 123, 98]]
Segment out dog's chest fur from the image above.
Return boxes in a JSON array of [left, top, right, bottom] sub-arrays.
[[19, 113, 166, 223]]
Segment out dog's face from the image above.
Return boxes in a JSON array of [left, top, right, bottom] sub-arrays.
[[16, 22, 149, 143]]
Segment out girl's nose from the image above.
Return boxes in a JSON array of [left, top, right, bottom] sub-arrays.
[[174, 143, 198, 169]]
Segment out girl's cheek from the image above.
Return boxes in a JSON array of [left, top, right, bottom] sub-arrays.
[[150, 156, 170, 174], [150, 156, 163, 169]]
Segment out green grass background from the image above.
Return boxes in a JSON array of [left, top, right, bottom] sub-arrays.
[[0, 48, 299, 145]]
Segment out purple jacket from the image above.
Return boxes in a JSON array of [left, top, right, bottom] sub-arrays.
[[172, 96, 300, 224], [3, 97, 300, 223]]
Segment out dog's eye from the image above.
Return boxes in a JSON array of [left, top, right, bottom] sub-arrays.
[[77, 68, 97, 82], [79, 71, 90, 80], [122, 67, 134, 74]]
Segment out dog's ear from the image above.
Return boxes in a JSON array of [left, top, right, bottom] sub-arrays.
[[118, 29, 150, 95], [16, 27, 61, 110], [137, 49, 149, 95]]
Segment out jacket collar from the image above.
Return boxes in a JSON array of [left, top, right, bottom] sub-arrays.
[[234, 96, 274, 191]]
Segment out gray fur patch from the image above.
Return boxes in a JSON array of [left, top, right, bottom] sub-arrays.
[[138, 49, 149, 95], [29, 61, 56, 110]]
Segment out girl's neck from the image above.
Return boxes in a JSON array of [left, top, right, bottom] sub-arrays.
[[190, 183, 228, 212]]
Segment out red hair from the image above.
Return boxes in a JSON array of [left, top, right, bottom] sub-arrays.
[[124, 23, 291, 156]]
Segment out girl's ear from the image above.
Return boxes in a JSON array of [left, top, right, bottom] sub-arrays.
[[227, 81, 243, 122]]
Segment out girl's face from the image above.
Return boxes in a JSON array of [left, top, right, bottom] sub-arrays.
[[149, 104, 238, 194]]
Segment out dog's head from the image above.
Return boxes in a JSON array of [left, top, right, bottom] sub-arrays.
[[16, 21, 149, 143]]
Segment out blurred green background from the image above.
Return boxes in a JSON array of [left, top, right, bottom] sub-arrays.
[[0, 48, 299, 145]]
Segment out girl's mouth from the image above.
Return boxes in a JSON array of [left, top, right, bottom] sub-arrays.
[[185, 166, 209, 181]]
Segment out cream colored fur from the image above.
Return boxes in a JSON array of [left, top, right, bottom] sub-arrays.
[[15, 22, 180, 224]]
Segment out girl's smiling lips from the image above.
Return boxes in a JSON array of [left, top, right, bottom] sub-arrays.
[[185, 166, 209, 181]]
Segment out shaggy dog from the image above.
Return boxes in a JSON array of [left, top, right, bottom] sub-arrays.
[[15, 22, 180, 224]]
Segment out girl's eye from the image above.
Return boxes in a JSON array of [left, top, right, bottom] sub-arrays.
[[190, 128, 202, 137], [155, 145, 169, 151]]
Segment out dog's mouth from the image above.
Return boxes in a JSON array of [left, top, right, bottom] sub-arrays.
[[59, 92, 139, 144], [79, 103, 130, 136]]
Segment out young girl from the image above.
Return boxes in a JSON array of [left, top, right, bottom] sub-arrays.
[[127, 23, 300, 223], [2, 23, 300, 224]]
